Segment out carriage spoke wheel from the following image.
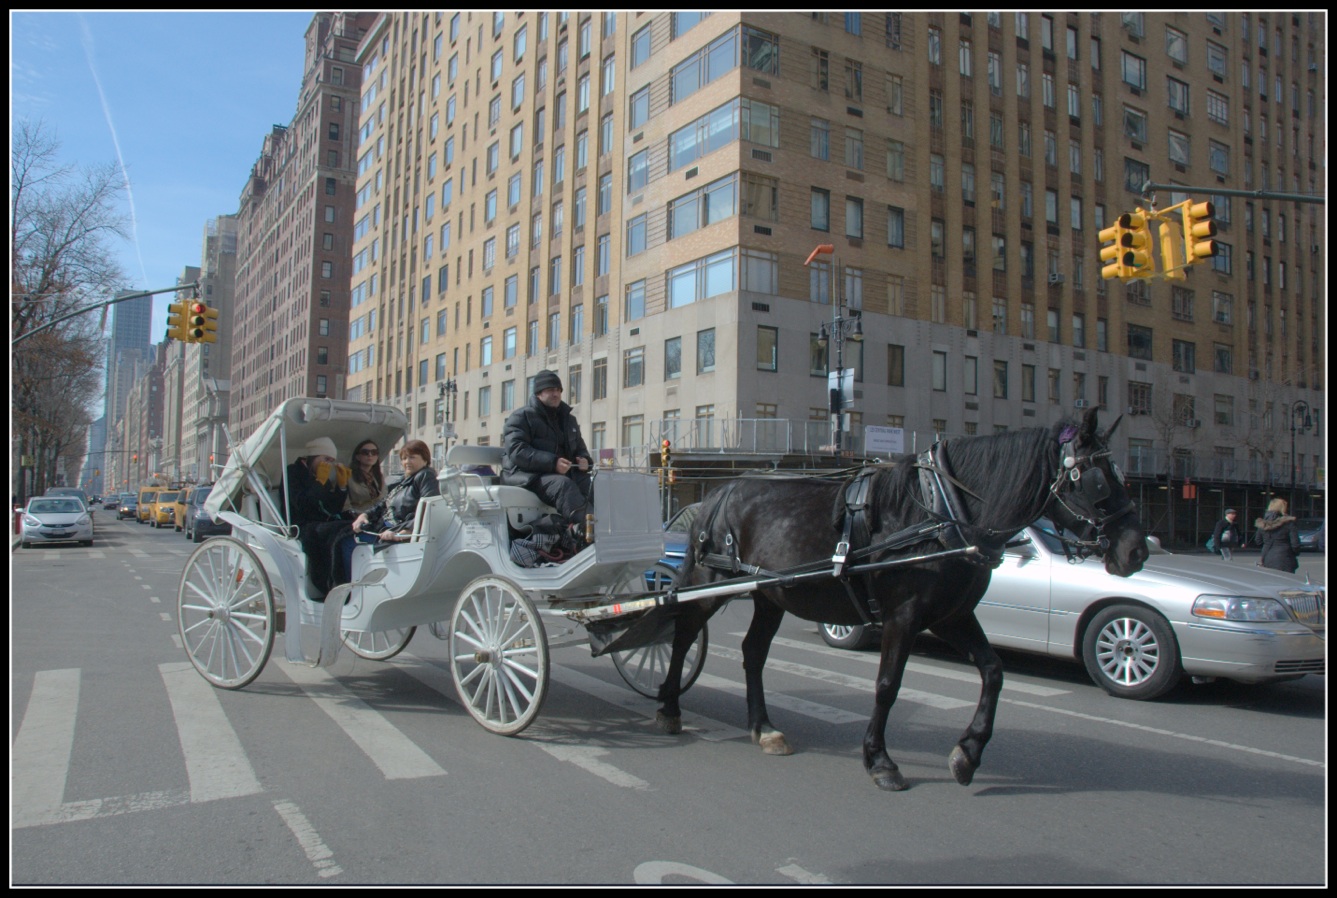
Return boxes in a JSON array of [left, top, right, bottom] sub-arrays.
[[450, 576, 549, 735], [178, 537, 275, 689], [610, 563, 707, 698], [612, 622, 708, 699], [341, 627, 417, 661]]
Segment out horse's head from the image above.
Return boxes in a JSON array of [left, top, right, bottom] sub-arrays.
[[1046, 408, 1148, 577]]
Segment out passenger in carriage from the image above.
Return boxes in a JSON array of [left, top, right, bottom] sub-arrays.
[[287, 436, 354, 595], [501, 369, 594, 548], [346, 439, 387, 514], [347, 439, 441, 553]]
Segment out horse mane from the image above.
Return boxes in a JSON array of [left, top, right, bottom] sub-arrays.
[[861, 423, 1067, 538]]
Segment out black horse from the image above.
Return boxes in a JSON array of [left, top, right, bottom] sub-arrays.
[[655, 407, 1148, 790]]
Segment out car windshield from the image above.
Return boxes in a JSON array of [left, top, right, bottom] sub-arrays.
[[190, 488, 210, 504], [30, 500, 83, 514], [160, 492, 178, 502], [666, 503, 700, 533]]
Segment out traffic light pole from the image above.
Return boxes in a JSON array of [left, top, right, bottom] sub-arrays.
[[1141, 181, 1324, 205], [12, 282, 200, 346]]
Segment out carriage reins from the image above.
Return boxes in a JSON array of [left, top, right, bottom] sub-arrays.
[[1044, 431, 1138, 561]]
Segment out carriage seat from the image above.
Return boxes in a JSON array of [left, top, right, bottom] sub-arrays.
[[444, 444, 556, 532], [348, 494, 452, 583]]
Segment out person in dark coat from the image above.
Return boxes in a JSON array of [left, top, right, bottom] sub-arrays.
[[286, 436, 354, 594], [1211, 508, 1242, 561], [349, 439, 441, 542], [1253, 497, 1301, 573], [502, 370, 593, 541]]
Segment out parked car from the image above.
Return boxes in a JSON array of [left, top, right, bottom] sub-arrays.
[[117, 494, 138, 519], [644, 502, 700, 590], [1294, 518, 1325, 553], [44, 487, 92, 516], [818, 517, 1325, 701], [137, 487, 161, 523], [20, 496, 94, 548], [149, 490, 180, 528], [172, 489, 192, 532], [183, 485, 231, 543]]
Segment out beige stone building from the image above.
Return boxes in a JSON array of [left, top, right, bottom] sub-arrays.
[[344, 12, 1323, 528]]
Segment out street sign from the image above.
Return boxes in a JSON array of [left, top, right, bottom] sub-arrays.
[[827, 369, 854, 410], [864, 426, 905, 456]]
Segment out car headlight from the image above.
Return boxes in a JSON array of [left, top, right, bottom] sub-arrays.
[[77, 515, 91, 525], [1192, 595, 1293, 623], [22, 514, 40, 526]]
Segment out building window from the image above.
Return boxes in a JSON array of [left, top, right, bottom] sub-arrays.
[[697, 329, 716, 373], [665, 336, 682, 380], [623, 347, 645, 388], [757, 326, 778, 371], [993, 361, 1008, 399], [887, 344, 905, 386], [1127, 324, 1153, 360]]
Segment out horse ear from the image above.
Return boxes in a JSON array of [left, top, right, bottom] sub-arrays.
[[1078, 405, 1100, 443], [1101, 414, 1124, 443]]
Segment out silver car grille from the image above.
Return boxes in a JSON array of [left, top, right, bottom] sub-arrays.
[[1275, 658, 1325, 675], [1278, 590, 1325, 628]]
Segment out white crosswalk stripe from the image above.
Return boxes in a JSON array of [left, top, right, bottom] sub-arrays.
[[12, 669, 80, 828], [160, 662, 264, 802]]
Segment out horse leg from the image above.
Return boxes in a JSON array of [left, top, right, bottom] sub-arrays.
[[654, 605, 710, 735], [741, 598, 792, 755], [929, 613, 1004, 786], [862, 622, 917, 791]]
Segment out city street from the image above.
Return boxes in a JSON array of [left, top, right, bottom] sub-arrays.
[[11, 513, 1327, 885]]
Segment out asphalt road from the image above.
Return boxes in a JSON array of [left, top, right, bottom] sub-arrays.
[[11, 513, 1327, 885]]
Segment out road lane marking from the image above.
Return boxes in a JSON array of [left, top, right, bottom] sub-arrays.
[[710, 645, 974, 711], [777, 862, 833, 884], [12, 669, 80, 828], [276, 660, 446, 780], [692, 672, 866, 725], [159, 662, 265, 802], [755, 633, 1071, 697], [1001, 697, 1325, 769], [273, 800, 343, 879]]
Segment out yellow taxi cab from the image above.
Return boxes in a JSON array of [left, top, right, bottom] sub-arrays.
[[150, 489, 180, 528], [172, 487, 193, 532], [137, 487, 162, 524]]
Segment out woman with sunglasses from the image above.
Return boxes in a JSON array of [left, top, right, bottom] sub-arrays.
[[346, 439, 387, 514]]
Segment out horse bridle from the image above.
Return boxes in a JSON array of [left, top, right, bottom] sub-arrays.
[[1047, 430, 1137, 559]]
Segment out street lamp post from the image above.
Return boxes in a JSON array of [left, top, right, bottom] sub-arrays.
[[438, 377, 459, 446], [805, 244, 863, 456], [1289, 399, 1313, 504]]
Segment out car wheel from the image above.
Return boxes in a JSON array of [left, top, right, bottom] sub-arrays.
[[820, 622, 878, 650], [1082, 604, 1182, 701]]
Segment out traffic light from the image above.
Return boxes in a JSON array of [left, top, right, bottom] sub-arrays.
[[1181, 201, 1217, 264], [661, 439, 671, 468], [185, 301, 219, 343], [1122, 212, 1155, 278], [1098, 218, 1131, 280], [166, 300, 189, 342]]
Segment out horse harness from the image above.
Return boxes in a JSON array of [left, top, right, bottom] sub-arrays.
[[690, 428, 1131, 627]]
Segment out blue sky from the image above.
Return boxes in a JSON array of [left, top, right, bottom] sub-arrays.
[[11, 11, 317, 339]]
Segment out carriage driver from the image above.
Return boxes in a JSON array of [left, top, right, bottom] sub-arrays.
[[501, 370, 593, 545]]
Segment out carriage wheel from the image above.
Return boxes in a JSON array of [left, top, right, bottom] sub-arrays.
[[177, 537, 275, 689], [611, 622, 708, 699], [341, 627, 417, 661], [450, 576, 549, 736], [609, 562, 707, 698]]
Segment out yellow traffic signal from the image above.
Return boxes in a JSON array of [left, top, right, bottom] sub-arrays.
[[165, 300, 190, 342], [185, 302, 206, 342], [1182, 201, 1217, 263], [196, 303, 220, 344], [1122, 212, 1154, 278], [1098, 219, 1130, 280]]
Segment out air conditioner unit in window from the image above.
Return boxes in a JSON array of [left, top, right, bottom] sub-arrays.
[[1048, 273, 1065, 285], [1185, 418, 1202, 429], [1074, 399, 1091, 409]]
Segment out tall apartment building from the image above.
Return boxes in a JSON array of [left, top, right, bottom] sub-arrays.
[[102, 289, 152, 492], [181, 217, 238, 483], [230, 11, 379, 440], [345, 12, 1323, 511]]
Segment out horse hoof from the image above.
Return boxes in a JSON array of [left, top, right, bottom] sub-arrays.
[[655, 711, 682, 735], [870, 768, 908, 791], [949, 746, 977, 786], [753, 731, 793, 756]]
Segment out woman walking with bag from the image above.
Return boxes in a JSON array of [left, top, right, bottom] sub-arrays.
[[1254, 498, 1301, 574]]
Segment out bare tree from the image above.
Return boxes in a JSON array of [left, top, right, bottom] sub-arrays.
[[11, 120, 127, 499]]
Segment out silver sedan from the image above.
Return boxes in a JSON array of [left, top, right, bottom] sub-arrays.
[[822, 519, 1325, 700], [20, 497, 95, 548]]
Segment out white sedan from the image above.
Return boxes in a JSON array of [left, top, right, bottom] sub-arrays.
[[821, 519, 1325, 700], [20, 497, 94, 548]]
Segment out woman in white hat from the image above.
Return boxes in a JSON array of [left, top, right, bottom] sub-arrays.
[[286, 436, 351, 527]]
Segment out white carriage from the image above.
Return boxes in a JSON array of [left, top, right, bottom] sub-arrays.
[[179, 398, 706, 735]]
